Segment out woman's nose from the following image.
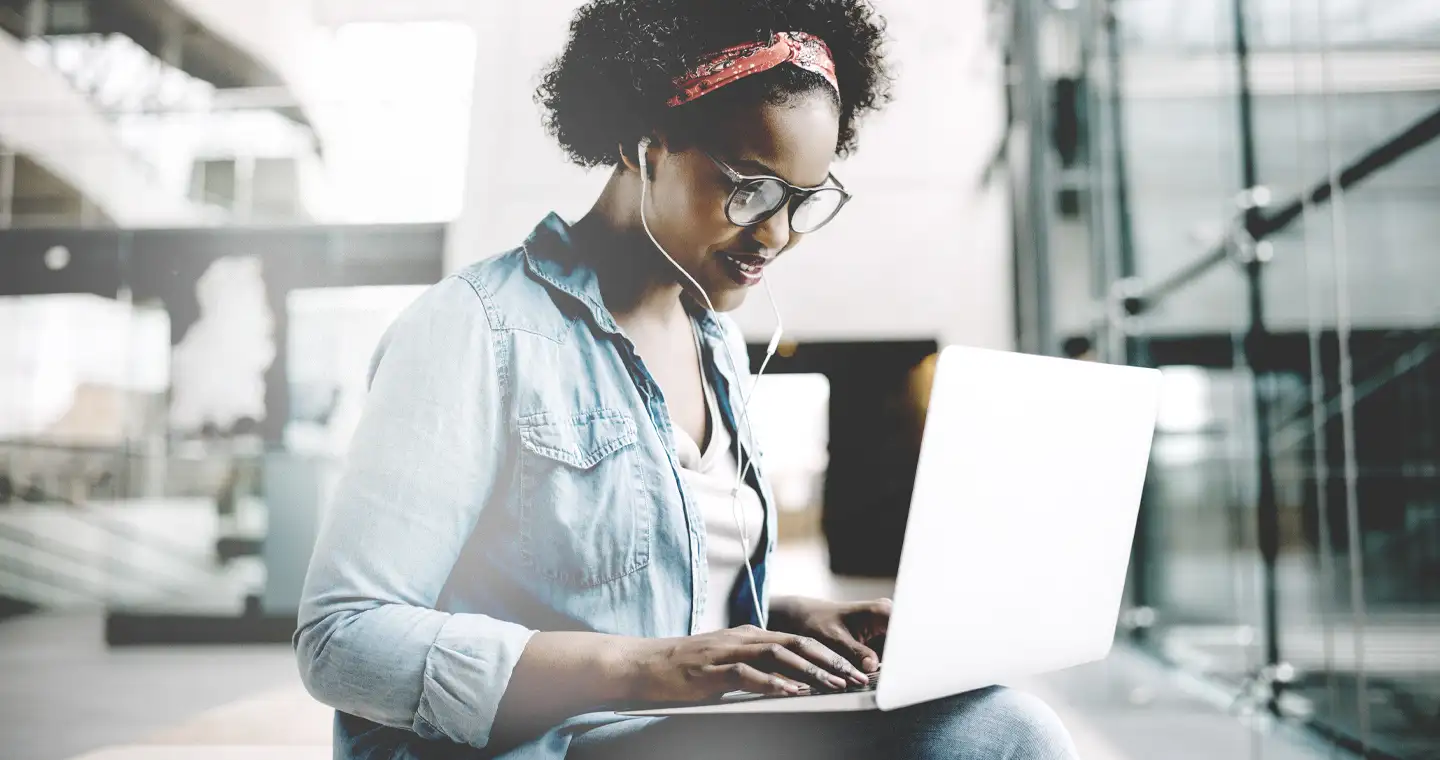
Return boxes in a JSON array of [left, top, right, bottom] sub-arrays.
[[749, 205, 792, 253]]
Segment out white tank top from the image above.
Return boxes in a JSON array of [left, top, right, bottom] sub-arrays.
[[674, 337, 765, 633]]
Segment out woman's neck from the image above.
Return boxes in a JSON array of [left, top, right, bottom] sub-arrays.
[[573, 170, 690, 329]]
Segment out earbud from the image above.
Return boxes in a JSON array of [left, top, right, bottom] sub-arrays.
[[637, 137, 653, 179]]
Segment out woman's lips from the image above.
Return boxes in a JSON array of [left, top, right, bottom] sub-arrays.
[[719, 252, 769, 286]]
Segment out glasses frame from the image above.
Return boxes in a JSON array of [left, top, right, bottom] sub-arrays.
[[703, 151, 853, 234]]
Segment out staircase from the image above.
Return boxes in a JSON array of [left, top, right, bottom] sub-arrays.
[[0, 441, 268, 617]]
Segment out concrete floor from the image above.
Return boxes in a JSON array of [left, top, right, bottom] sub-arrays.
[[0, 541, 1356, 760], [0, 614, 301, 760]]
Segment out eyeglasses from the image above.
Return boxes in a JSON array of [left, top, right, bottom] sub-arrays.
[[704, 151, 852, 234]]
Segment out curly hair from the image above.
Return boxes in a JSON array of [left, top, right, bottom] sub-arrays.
[[536, 0, 893, 168]]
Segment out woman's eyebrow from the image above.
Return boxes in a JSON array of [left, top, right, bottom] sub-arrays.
[[727, 156, 828, 189], [728, 156, 782, 177]]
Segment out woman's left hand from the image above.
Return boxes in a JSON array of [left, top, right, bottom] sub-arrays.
[[767, 596, 891, 674]]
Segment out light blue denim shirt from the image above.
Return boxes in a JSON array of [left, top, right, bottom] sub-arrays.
[[294, 212, 777, 758]]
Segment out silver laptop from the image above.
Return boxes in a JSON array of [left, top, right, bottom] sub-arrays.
[[621, 345, 1162, 716]]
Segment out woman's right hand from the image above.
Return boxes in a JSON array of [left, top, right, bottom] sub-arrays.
[[621, 624, 871, 702]]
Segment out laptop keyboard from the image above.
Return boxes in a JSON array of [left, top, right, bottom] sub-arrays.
[[721, 670, 881, 702]]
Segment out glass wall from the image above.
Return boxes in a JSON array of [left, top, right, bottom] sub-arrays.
[[1010, 0, 1440, 756], [0, 7, 470, 631]]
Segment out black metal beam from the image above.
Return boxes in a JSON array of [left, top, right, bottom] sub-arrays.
[[0, 228, 126, 297], [1130, 329, 1438, 372], [1256, 106, 1440, 239], [0, 223, 445, 298], [106, 609, 296, 645], [1229, 0, 1285, 700]]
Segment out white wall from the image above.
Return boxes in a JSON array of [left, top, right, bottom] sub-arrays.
[[447, 1, 1013, 350]]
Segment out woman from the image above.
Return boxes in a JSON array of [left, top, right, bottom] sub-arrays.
[[295, 1, 1080, 758]]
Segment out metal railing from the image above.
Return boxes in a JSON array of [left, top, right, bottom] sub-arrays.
[[1064, 2, 1440, 757]]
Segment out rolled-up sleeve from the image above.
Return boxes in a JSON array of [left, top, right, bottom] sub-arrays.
[[293, 275, 534, 750]]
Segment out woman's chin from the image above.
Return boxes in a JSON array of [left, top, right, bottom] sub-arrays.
[[683, 275, 750, 312], [710, 284, 751, 313]]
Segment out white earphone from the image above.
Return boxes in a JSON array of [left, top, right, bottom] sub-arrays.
[[638, 137, 783, 628]]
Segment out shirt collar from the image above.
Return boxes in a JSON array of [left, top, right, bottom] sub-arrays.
[[522, 212, 732, 344], [521, 212, 623, 336]]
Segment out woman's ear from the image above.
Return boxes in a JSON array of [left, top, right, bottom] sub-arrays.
[[618, 141, 641, 174]]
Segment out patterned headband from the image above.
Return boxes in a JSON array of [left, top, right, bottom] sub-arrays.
[[667, 31, 840, 108]]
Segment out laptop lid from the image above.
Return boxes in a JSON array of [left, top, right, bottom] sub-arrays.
[[876, 346, 1161, 711]]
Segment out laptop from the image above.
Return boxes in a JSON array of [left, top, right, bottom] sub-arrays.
[[621, 345, 1162, 716]]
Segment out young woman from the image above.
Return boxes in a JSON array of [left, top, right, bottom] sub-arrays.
[[295, 1, 1079, 758]]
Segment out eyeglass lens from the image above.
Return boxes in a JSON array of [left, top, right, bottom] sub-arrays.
[[727, 179, 845, 233]]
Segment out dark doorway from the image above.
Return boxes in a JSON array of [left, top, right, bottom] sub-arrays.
[[748, 339, 939, 577]]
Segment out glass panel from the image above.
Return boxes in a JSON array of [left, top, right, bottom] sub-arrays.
[[1143, 363, 1268, 694], [285, 286, 427, 456], [1112, 0, 1246, 336], [1247, 2, 1440, 757]]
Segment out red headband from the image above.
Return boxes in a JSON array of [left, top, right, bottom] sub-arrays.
[[667, 31, 839, 108]]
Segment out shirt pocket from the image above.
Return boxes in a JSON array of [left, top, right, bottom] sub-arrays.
[[516, 408, 650, 587]]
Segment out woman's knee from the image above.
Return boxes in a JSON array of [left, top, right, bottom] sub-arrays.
[[905, 686, 1079, 760]]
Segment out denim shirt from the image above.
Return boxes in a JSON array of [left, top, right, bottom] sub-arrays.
[[294, 212, 778, 758]]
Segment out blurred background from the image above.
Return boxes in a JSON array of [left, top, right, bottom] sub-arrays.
[[0, 1, 1436, 759]]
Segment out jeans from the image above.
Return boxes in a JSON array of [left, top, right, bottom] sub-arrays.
[[567, 687, 1080, 760]]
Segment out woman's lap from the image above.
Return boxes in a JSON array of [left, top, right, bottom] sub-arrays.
[[568, 687, 1079, 760]]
